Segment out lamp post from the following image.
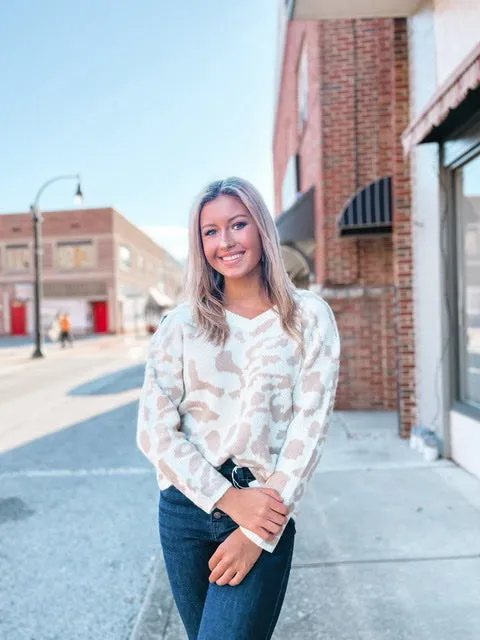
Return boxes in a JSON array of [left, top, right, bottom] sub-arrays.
[[31, 174, 84, 359]]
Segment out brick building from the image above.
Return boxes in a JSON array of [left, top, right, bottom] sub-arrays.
[[274, 2, 415, 434], [0, 207, 183, 337], [280, 2, 480, 477]]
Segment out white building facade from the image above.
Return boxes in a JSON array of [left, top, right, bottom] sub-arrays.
[[406, 0, 480, 480]]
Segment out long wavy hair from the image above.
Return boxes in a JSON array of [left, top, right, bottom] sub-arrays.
[[185, 177, 301, 346]]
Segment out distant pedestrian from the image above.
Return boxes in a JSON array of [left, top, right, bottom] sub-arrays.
[[59, 313, 73, 348], [137, 177, 340, 639]]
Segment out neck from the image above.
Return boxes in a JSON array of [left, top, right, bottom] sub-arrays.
[[223, 270, 269, 307]]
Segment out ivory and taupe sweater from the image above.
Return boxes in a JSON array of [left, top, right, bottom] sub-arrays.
[[136, 289, 340, 552]]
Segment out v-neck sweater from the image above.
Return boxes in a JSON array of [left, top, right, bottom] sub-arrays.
[[137, 289, 340, 552]]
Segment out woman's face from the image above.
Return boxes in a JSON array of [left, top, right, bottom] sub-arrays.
[[200, 195, 263, 282]]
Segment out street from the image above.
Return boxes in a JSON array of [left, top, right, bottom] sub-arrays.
[[1, 340, 480, 639], [0, 337, 159, 640]]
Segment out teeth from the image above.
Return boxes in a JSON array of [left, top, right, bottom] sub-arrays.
[[222, 254, 242, 262]]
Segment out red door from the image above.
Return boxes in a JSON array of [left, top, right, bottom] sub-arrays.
[[91, 301, 108, 333], [10, 301, 27, 335]]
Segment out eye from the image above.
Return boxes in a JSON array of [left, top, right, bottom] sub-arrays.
[[233, 221, 247, 230], [203, 229, 216, 237]]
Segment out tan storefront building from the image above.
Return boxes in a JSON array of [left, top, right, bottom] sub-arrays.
[[0, 207, 183, 337]]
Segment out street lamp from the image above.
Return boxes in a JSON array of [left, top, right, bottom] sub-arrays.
[[31, 174, 84, 359]]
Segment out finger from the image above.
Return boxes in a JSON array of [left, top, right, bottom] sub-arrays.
[[216, 567, 237, 586], [266, 512, 287, 526], [208, 550, 223, 572], [209, 560, 230, 584], [259, 489, 284, 502], [261, 520, 282, 535], [254, 526, 275, 542], [229, 571, 245, 586], [269, 500, 289, 516]]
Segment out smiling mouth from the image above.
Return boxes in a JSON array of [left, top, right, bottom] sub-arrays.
[[219, 253, 244, 264]]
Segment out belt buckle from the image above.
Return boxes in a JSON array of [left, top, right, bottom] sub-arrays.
[[231, 465, 244, 489]]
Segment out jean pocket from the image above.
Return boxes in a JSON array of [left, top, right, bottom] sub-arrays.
[[159, 485, 190, 504]]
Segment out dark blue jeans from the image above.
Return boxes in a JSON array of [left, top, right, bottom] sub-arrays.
[[159, 459, 296, 640]]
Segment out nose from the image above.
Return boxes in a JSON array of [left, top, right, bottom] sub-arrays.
[[219, 227, 235, 249]]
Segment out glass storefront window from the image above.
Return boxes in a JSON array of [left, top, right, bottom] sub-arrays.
[[456, 153, 480, 406]]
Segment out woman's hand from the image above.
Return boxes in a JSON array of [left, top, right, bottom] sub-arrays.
[[208, 529, 263, 586], [215, 486, 289, 542]]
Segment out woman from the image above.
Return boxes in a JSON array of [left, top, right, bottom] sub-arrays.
[[137, 177, 340, 639]]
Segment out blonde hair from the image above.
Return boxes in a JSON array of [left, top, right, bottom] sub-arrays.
[[185, 177, 301, 345]]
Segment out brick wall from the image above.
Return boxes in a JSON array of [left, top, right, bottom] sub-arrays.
[[0, 208, 114, 241], [273, 18, 415, 434], [392, 19, 415, 436], [0, 208, 116, 282]]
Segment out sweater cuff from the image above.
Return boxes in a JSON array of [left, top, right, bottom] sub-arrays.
[[204, 478, 233, 515], [239, 521, 289, 553]]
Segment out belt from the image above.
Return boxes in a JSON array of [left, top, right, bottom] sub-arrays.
[[217, 458, 256, 489]]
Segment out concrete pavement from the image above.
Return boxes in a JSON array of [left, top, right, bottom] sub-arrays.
[[0, 334, 148, 452], [133, 412, 480, 640], [0, 339, 157, 640], [0, 332, 148, 362]]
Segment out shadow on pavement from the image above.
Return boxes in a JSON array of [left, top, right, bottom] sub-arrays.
[[0, 400, 147, 472], [68, 365, 145, 396], [0, 399, 157, 640]]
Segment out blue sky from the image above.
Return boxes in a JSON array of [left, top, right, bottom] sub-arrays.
[[0, 0, 279, 259]]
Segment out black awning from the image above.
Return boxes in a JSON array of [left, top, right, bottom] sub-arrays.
[[275, 187, 315, 245], [337, 177, 393, 237]]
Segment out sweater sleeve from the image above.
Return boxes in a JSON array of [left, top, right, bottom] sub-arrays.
[[240, 297, 340, 552], [136, 311, 232, 514]]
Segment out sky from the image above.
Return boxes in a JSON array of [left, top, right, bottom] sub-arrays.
[[0, 0, 279, 260]]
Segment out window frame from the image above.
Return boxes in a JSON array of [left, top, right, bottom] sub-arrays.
[[55, 239, 96, 271], [297, 39, 308, 132], [281, 154, 301, 212], [119, 244, 133, 271], [444, 114, 480, 419], [453, 155, 480, 412], [4, 243, 31, 273]]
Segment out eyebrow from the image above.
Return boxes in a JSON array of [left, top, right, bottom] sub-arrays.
[[200, 214, 247, 230]]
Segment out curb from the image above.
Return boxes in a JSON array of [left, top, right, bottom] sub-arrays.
[[129, 558, 174, 640]]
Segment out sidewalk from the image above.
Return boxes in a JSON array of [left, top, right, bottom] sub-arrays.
[[131, 411, 480, 640]]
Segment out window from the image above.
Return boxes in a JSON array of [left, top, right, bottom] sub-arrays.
[[297, 41, 308, 130], [281, 154, 301, 211], [57, 241, 95, 269], [6, 244, 30, 272], [119, 245, 132, 270], [455, 153, 480, 407]]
